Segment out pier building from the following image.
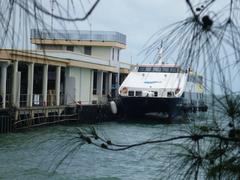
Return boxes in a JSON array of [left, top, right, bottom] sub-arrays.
[[0, 29, 130, 109], [0, 29, 131, 132]]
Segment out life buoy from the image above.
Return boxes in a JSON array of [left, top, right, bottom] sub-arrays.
[[110, 101, 117, 114]]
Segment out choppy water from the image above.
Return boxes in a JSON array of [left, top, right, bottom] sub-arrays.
[[0, 121, 199, 180]]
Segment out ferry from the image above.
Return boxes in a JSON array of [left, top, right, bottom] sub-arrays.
[[118, 52, 207, 118]]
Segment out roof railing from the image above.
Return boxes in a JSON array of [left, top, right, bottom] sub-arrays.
[[31, 29, 127, 45]]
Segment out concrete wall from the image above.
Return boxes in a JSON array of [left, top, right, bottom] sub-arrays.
[[65, 67, 80, 104], [112, 48, 121, 61], [66, 45, 111, 60], [110, 48, 121, 67], [79, 68, 92, 104], [41, 44, 115, 63], [92, 47, 111, 60], [65, 66, 93, 104], [73, 46, 84, 53]]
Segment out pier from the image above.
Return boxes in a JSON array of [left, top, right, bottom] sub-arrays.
[[0, 30, 130, 133]]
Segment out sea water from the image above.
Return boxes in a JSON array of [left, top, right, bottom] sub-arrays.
[[0, 118, 208, 180]]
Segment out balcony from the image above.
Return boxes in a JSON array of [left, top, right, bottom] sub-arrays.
[[31, 29, 126, 45]]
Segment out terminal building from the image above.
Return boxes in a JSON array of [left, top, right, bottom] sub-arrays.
[[0, 29, 131, 110]]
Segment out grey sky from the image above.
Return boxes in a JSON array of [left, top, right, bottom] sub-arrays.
[[2, 0, 189, 63], [70, 0, 188, 64], [3, 0, 235, 94], [40, 0, 236, 94]]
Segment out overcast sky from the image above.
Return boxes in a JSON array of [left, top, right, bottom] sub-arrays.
[[75, 0, 237, 94], [6, 0, 232, 94], [65, 0, 188, 64]]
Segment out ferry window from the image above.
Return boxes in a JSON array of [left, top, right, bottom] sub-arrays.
[[167, 91, 174, 97], [138, 66, 179, 73], [84, 46, 92, 55], [154, 91, 158, 97], [145, 67, 152, 72], [66, 46, 74, 51], [162, 67, 170, 72], [152, 67, 161, 72], [136, 91, 142, 97], [169, 67, 178, 73], [169, 68, 174, 73], [128, 91, 134, 96], [138, 67, 146, 72]]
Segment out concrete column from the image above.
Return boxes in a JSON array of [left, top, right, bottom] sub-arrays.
[[97, 71, 103, 98], [89, 70, 94, 102], [114, 73, 119, 97], [55, 66, 61, 106], [11, 60, 18, 106], [42, 64, 48, 106], [108, 72, 112, 95], [0, 63, 9, 108], [27, 63, 34, 107], [16, 72, 21, 108]]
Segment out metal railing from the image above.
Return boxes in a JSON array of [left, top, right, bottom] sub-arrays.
[[31, 29, 127, 45], [16, 93, 65, 107], [0, 93, 107, 108], [0, 94, 12, 108]]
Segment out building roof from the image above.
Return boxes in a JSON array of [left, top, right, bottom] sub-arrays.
[[31, 29, 126, 49]]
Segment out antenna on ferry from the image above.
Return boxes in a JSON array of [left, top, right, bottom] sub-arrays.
[[157, 41, 164, 64]]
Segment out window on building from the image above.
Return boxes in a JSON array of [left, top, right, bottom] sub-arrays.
[[112, 48, 115, 60], [84, 46, 92, 55], [102, 73, 106, 95], [66, 46, 74, 51], [93, 71, 97, 95], [117, 49, 120, 61]]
